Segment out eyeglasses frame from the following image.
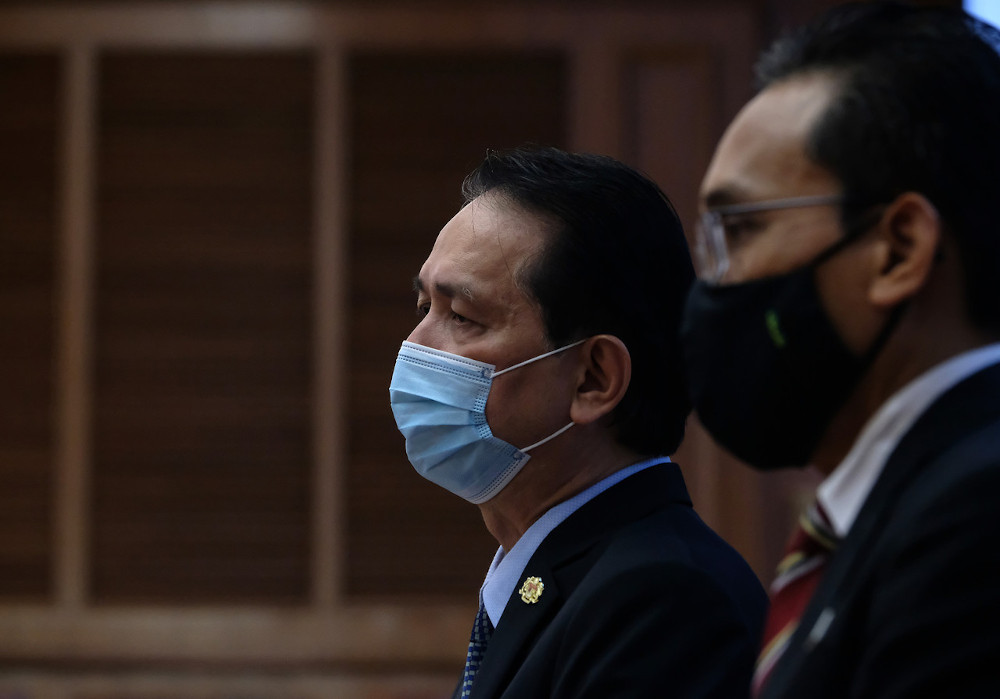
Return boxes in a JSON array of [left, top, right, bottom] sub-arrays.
[[695, 193, 843, 283]]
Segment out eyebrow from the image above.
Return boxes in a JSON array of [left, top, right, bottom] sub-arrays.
[[412, 276, 476, 301], [702, 185, 755, 210]]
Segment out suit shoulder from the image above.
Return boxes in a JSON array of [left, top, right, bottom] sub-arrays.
[[889, 420, 1000, 534], [596, 503, 761, 582], [567, 506, 767, 635]]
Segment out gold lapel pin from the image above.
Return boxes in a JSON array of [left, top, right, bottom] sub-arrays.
[[519, 576, 544, 604]]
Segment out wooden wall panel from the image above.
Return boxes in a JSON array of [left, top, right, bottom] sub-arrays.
[[0, 54, 61, 600], [0, 3, 813, 693], [345, 51, 567, 598], [619, 48, 776, 571], [619, 30, 825, 583], [90, 53, 314, 603], [0, 671, 456, 699]]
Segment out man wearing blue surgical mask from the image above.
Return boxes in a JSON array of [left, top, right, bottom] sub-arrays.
[[389, 146, 766, 698]]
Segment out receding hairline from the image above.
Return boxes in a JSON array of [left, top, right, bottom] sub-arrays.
[[461, 187, 563, 329]]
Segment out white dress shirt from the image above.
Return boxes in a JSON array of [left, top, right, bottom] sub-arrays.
[[817, 342, 1000, 538], [479, 456, 671, 628]]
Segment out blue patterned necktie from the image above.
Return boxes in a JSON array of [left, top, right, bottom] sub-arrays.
[[461, 603, 494, 698]]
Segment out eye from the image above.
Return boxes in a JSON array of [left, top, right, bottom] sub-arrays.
[[721, 214, 763, 246], [414, 301, 472, 325]]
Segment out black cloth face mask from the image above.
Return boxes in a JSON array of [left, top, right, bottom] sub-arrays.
[[680, 233, 900, 470]]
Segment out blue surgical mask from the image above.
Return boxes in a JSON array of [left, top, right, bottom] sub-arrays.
[[389, 339, 584, 503]]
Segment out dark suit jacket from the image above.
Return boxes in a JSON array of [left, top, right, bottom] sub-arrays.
[[457, 462, 767, 698], [761, 362, 1000, 699]]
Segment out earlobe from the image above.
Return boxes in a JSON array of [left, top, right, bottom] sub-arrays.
[[569, 335, 631, 425], [869, 192, 941, 308]]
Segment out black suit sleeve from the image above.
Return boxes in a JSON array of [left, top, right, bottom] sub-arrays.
[[551, 562, 760, 698]]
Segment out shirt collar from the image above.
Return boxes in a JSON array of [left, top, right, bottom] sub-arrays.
[[817, 342, 1000, 537], [480, 457, 670, 627]]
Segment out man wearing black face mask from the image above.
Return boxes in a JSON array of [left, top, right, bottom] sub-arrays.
[[680, 3, 1000, 698]]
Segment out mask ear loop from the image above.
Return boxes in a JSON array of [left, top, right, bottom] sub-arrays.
[[811, 203, 906, 366], [809, 202, 888, 268], [521, 421, 575, 453], [491, 338, 587, 377]]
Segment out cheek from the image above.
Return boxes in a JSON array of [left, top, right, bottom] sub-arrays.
[[728, 234, 810, 282], [814, 250, 883, 355], [483, 375, 524, 442], [485, 366, 575, 446]]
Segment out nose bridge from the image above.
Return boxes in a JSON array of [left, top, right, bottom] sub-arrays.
[[405, 316, 432, 346], [406, 309, 454, 350]]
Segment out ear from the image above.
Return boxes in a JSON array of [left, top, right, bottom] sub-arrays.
[[868, 192, 941, 308], [568, 334, 631, 426]]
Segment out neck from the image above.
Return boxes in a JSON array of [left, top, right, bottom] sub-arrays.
[[811, 312, 999, 475], [477, 433, 646, 551]]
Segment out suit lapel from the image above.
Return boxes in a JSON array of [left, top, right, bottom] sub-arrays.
[[471, 463, 691, 698], [471, 558, 562, 698], [762, 362, 1000, 698]]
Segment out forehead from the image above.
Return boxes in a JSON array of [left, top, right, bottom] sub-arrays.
[[701, 73, 843, 204], [418, 194, 548, 307]]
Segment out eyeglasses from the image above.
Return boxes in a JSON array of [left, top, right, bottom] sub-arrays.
[[694, 193, 842, 283]]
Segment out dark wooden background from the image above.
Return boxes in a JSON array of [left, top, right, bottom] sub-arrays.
[[0, 1, 961, 696]]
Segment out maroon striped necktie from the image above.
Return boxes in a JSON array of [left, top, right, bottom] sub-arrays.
[[752, 501, 839, 697]]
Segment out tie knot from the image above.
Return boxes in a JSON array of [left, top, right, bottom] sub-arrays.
[[800, 501, 839, 550], [472, 603, 494, 643], [774, 502, 840, 581]]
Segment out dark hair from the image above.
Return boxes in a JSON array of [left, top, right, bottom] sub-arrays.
[[755, 1, 1000, 331], [462, 146, 695, 456]]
